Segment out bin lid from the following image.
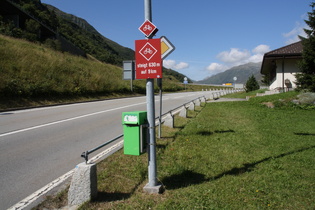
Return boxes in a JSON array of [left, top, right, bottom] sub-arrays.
[[122, 111, 147, 125]]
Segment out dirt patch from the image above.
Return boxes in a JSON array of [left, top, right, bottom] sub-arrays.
[[262, 102, 275, 108]]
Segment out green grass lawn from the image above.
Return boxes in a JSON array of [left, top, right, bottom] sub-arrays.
[[37, 92, 315, 209]]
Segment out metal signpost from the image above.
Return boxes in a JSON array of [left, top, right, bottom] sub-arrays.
[[158, 37, 175, 138], [124, 0, 175, 193], [122, 60, 135, 91], [184, 77, 188, 90], [141, 0, 162, 193], [233, 76, 237, 88]]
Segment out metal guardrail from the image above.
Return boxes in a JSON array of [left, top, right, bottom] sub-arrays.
[[81, 134, 123, 163], [81, 90, 246, 163], [158, 96, 206, 122], [79, 89, 245, 163], [80, 96, 207, 163]]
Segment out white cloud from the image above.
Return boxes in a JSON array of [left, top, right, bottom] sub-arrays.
[[205, 44, 270, 76], [175, 62, 189, 69], [206, 62, 228, 75], [248, 45, 271, 63], [215, 45, 269, 67], [163, 59, 189, 70], [163, 60, 176, 68], [206, 63, 227, 72], [283, 20, 308, 44], [217, 48, 251, 64], [252, 44, 270, 54], [247, 54, 264, 63]]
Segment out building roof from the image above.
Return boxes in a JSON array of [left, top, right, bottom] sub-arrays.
[[260, 41, 303, 74], [264, 41, 303, 57]]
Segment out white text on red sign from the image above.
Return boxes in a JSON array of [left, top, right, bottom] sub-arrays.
[[135, 39, 162, 79], [137, 62, 161, 68]]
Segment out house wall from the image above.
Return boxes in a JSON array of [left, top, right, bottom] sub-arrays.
[[269, 58, 301, 90]]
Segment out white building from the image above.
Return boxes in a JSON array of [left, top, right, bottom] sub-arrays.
[[260, 41, 303, 91]]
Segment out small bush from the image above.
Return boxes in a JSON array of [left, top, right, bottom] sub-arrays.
[[297, 92, 315, 104], [245, 75, 260, 92]]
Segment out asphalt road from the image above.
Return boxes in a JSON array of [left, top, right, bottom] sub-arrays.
[[0, 91, 212, 209]]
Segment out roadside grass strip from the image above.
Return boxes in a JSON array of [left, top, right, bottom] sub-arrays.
[[37, 93, 315, 209]]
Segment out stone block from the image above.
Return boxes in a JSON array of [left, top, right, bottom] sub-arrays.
[[188, 102, 195, 111], [179, 106, 187, 118], [163, 112, 174, 128], [68, 163, 97, 206]]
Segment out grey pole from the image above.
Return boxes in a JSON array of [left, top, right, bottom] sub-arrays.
[[143, 0, 161, 192], [144, 0, 152, 22], [158, 79, 162, 138]]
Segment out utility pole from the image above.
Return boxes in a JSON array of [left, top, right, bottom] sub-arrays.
[[143, 0, 163, 193]]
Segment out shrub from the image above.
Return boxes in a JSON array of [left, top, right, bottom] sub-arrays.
[[297, 92, 315, 104], [245, 75, 260, 92]]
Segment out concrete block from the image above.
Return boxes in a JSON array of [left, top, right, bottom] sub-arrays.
[[188, 102, 195, 111], [68, 163, 97, 206], [179, 106, 187, 118], [143, 183, 164, 194], [195, 99, 201, 106], [163, 112, 174, 128]]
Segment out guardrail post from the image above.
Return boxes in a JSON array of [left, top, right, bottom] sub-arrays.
[[68, 162, 97, 207], [217, 92, 219, 99], [179, 106, 187, 118], [188, 101, 195, 111], [195, 99, 201, 107], [163, 112, 174, 128]]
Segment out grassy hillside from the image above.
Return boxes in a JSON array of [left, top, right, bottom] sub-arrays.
[[0, 0, 134, 65], [1, 0, 193, 84], [0, 35, 130, 96], [1, 35, 220, 110]]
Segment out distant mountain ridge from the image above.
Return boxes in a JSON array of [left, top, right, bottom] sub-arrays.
[[197, 62, 263, 85], [45, 5, 96, 32]]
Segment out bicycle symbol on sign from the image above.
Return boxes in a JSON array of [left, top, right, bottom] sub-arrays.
[[143, 24, 152, 31], [143, 48, 153, 54]]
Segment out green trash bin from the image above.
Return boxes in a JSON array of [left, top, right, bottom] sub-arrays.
[[122, 111, 147, 156]]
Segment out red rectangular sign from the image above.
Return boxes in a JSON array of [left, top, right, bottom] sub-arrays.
[[135, 38, 162, 79]]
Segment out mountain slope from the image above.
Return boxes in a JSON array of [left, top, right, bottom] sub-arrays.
[[0, 0, 134, 65], [45, 4, 135, 63], [0, 0, 191, 83], [197, 62, 263, 84]]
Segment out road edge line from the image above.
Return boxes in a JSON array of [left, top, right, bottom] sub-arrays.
[[8, 140, 123, 210]]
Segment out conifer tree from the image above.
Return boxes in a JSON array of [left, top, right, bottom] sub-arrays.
[[245, 75, 260, 92], [296, 1, 315, 92]]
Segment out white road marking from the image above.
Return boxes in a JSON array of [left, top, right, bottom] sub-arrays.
[[8, 140, 124, 210], [0, 102, 146, 138]]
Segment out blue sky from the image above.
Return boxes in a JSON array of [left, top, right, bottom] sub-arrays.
[[41, 0, 310, 81]]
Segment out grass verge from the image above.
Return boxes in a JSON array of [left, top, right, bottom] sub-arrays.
[[35, 93, 315, 209], [222, 89, 267, 98]]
